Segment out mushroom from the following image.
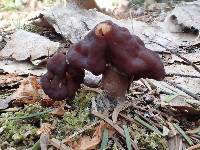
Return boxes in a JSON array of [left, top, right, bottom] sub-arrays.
[[66, 20, 165, 99], [41, 20, 165, 101], [41, 53, 84, 100]]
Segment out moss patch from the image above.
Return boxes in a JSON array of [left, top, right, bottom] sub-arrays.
[[0, 89, 96, 149]]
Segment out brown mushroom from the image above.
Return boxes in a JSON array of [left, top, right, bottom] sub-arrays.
[[66, 20, 165, 99]]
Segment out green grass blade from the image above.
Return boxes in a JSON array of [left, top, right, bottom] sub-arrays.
[[173, 123, 193, 145], [134, 116, 162, 135], [100, 128, 109, 150], [9, 108, 53, 120], [32, 139, 40, 150], [123, 125, 132, 150]]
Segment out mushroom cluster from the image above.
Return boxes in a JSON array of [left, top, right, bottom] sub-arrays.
[[41, 20, 165, 100]]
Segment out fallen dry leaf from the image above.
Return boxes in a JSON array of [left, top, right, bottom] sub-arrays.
[[68, 122, 113, 150], [167, 95, 200, 115], [51, 106, 66, 117], [11, 76, 40, 103], [0, 73, 22, 85], [37, 123, 55, 135], [11, 76, 51, 106], [40, 98, 55, 107]]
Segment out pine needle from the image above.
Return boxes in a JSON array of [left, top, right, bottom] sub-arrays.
[[173, 123, 193, 146], [123, 125, 132, 150], [134, 116, 162, 135], [100, 129, 109, 150]]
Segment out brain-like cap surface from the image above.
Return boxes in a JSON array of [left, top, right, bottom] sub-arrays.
[[67, 27, 108, 75], [67, 20, 165, 80], [41, 53, 84, 100]]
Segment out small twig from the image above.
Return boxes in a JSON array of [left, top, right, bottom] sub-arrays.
[[186, 144, 200, 150], [82, 85, 103, 94], [92, 110, 139, 150], [187, 126, 200, 134], [62, 121, 100, 143], [140, 79, 152, 90], [165, 80, 200, 101], [173, 123, 194, 146], [112, 100, 136, 123], [81, 21, 90, 31], [166, 121, 177, 136], [50, 138, 71, 150], [166, 73, 200, 79], [191, 134, 200, 140]]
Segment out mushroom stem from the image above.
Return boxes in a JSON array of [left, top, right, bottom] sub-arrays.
[[101, 66, 130, 100]]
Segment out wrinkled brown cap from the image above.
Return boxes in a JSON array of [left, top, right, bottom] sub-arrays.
[[67, 25, 108, 75], [67, 20, 165, 80], [41, 53, 84, 100]]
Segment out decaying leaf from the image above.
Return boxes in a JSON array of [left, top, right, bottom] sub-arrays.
[[37, 123, 55, 135], [11, 76, 49, 105], [68, 122, 114, 150], [51, 106, 66, 117], [39, 98, 55, 107], [0, 73, 22, 87]]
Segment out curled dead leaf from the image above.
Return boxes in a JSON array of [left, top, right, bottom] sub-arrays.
[[11, 76, 52, 106], [37, 123, 55, 135]]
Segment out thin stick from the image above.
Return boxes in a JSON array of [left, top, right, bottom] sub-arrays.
[[62, 121, 100, 143], [186, 144, 200, 150], [92, 110, 139, 150], [166, 73, 200, 79], [165, 80, 200, 101], [112, 100, 136, 123], [50, 138, 71, 150]]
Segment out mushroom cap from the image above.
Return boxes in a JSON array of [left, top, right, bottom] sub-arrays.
[[66, 26, 108, 75], [67, 20, 165, 80], [47, 53, 68, 77], [102, 21, 165, 80], [41, 53, 84, 100]]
